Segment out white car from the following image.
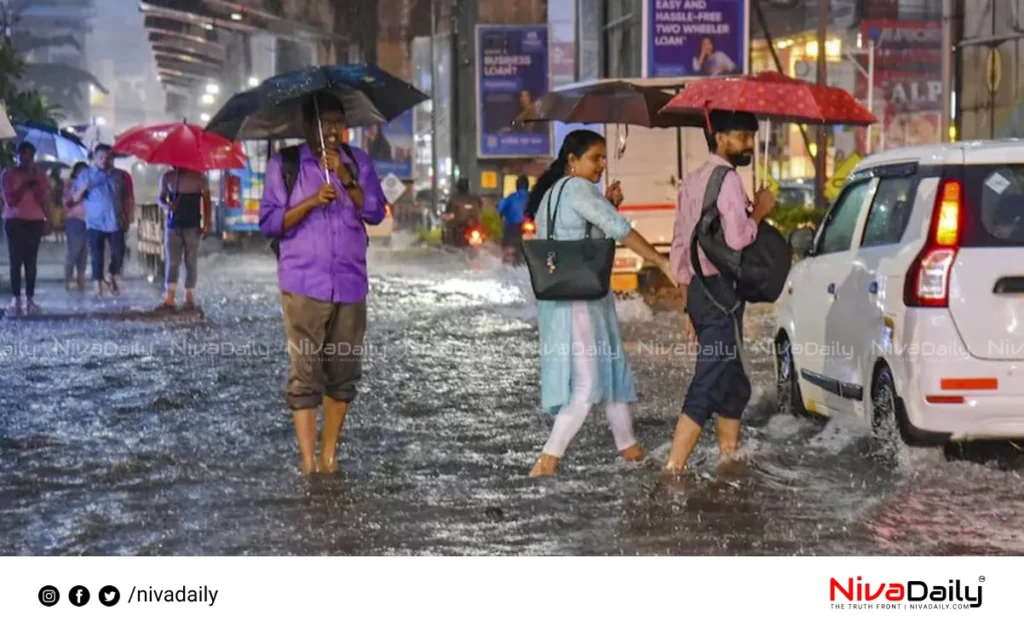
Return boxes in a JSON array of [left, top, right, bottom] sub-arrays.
[[775, 140, 1024, 446]]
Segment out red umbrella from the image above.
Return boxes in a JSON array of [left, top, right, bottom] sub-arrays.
[[659, 71, 877, 126], [112, 122, 248, 171], [660, 71, 876, 187]]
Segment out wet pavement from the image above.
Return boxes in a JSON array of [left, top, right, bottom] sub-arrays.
[[1, 235, 1022, 555]]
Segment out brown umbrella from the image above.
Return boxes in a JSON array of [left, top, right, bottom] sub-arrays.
[[514, 77, 707, 128]]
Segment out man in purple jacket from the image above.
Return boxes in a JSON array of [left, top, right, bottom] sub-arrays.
[[259, 93, 387, 475]]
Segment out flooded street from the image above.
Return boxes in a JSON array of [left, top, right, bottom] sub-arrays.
[[1, 240, 1022, 556]]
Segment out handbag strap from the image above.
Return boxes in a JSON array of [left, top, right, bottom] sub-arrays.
[[545, 177, 595, 239]]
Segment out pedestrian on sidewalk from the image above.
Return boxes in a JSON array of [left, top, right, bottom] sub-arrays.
[[2, 141, 50, 316], [258, 93, 387, 475], [72, 144, 131, 297], [665, 110, 774, 475], [62, 161, 89, 291], [157, 166, 210, 310], [526, 130, 677, 477]]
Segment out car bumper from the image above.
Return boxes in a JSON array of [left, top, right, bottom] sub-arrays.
[[898, 309, 1024, 441]]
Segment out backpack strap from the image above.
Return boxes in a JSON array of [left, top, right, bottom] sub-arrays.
[[279, 145, 302, 202], [689, 165, 741, 316], [270, 145, 302, 260]]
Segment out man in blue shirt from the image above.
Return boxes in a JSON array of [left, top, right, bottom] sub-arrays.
[[498, 175, 529, 263], [71, 144, 130, 296]]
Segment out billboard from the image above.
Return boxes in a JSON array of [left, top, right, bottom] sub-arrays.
[[357, 109, 415, 181], [476, 25, 552, 158], [643, 0, 749, 78], [858, 20, 943, 149]]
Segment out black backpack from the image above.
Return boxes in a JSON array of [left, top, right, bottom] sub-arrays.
[[689, 166, 792, 313], [269, 143, 360, 259]]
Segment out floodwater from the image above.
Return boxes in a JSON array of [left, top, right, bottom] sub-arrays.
[[0, 239, 1022, 555]]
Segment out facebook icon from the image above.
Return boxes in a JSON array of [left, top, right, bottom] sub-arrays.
[[69, 585, 90, 607]]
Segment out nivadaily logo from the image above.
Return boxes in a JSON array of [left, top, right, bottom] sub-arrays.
[[830, 576, 984, 610]]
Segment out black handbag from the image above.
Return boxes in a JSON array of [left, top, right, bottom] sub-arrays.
[[521, 178, 616, 301]]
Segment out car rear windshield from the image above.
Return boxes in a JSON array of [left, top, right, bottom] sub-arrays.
[[962, 165, 1024, 247]]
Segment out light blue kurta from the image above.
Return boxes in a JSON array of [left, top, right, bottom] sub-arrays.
[[535, 176, 637, 414]]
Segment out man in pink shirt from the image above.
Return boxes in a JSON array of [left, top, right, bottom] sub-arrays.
[[2, 142, 51, 315], [666, 110, 774, 474]]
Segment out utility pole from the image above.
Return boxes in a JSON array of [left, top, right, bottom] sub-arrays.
[[429, 0, 439, 225], [940, 0, 954, 141], [814, 0, 829, 209]]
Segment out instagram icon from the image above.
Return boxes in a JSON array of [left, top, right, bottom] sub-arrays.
[[38, 585, 60, 607]]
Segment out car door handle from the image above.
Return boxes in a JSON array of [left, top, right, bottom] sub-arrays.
[[827, 282, 836, 295], [868, 281, 878, 295]]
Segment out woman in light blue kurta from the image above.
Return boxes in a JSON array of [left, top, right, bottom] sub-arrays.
[[526, 130, 678, 477]]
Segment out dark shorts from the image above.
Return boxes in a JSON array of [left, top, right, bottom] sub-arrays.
[[682, 275, 752, 425], [281, 292, 367, 410], [501, 222, 523, 248]]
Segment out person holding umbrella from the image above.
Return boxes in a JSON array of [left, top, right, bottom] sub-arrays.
[[259, 93, 388, 475], [157, 166, 210, 310], [113, 120, 247, 310], [666, 110, 774, 475]]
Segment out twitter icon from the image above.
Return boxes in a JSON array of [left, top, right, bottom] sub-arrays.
[[99, 585, 120, 607]]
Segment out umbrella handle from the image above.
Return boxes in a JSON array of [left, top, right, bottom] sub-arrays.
[[763, 119, 771, 190], [313, 94, 331, 183]]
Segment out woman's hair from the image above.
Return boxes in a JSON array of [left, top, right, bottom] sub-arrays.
[[69, 161, 88, 181], [525, 129, 605, 219]]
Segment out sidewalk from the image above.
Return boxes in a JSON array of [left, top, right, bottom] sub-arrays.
[[0, 227, 219, 321]]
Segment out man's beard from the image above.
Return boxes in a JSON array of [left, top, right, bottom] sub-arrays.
[[728, 151, 753, 167]]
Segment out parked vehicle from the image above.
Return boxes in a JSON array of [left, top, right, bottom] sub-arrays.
[[775, 140, 1024, 446]]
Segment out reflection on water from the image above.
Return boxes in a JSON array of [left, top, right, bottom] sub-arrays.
[[0, 241, 1022, 555]]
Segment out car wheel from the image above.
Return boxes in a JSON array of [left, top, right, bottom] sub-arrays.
[[775, 334, 807, 416], [871, 366, 906, 453]]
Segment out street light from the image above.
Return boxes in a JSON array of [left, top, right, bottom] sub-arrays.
[[248, 76, 259, 88], [200, 113, 211, 123], [231, 12, 242, 20], [206, 83, 220, 95], [201, 93, 215, 105]]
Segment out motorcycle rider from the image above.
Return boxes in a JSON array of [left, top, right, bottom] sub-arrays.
[[498, 175, 529, 263], [442, 177, 483, 246]]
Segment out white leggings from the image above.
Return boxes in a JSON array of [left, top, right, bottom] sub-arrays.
[[542, 302, 637, 458]]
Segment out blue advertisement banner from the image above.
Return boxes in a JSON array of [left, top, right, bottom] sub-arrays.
[[477, 25, 552, 158], [645, 0, 748, 78], [359, 109, 414, 180]]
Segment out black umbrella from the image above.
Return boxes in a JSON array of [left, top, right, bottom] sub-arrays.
[[205, 64, 428, 141], [515, 78, 705, 128]]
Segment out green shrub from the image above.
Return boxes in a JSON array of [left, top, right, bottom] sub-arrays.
[[767, 205, 825, 237], [480, 206, 503, 243], [416, 226, 442, 246]]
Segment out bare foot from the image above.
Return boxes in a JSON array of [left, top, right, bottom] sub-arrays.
[[529, 453, 559, 477], [299, 458, 317, 476], [663, 459, 688, 476], [316, 457, 339, 474], [8, 298, 23, 317], [621, 444, 645, 462], [25, 299, 41, 315]]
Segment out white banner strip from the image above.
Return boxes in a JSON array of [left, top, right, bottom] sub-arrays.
[[0, 557, 1012, 632]]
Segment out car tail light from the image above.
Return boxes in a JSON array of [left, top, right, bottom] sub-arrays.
[[926, 395, 965, 404], [904, 179, 962, 308], [466, 227, 485, 246], [522, 219, 536, 235]]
